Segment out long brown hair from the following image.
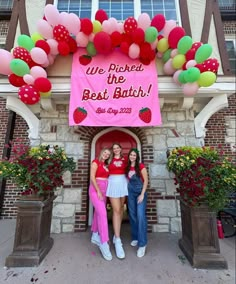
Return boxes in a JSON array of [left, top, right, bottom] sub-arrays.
[[111, 142, 123, 159], [125, 148, 141, 177]]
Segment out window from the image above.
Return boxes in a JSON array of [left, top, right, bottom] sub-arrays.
[[57, 0, 92, 19], [0, 0, 13, 11], [225, 40, 236, 74], [99, 0, 134, 21], [218, 0, 235, 8], [56, 1, 179, 23], [0, 0, 13, 48], [141, 0, 177, 21]]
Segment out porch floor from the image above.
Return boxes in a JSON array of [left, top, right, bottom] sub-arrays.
[[0, 220, 235, 284]]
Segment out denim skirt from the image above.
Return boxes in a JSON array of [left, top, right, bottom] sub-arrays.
[[106, 175, 128, 198]]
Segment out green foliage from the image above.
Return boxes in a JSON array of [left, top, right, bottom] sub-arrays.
[[0, 142, 76, 196], [167, 146, 236, 211]]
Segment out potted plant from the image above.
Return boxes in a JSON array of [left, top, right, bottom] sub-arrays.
[[0, 141, 76, 267], [167, 146, 236, 269]]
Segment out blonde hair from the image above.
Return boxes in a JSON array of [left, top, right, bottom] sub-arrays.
[[98, 147, 111, 165]]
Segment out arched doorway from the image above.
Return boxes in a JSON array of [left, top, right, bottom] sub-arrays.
[[88, 128, 140, 225]]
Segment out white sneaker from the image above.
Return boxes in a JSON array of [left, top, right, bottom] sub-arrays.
[[137, 246, 146, 258], [113, 237, 125, 259], [99, 242, 112, 261], [91, 232, 100, 246], [130, 240, 138, 247]]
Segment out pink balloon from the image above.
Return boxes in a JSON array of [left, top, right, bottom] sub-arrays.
[[88, 33, 95, 42], [156, 51, 163, 58], [23, 74, 35, 85], [61, 13, 81, 35], [128, 43, 140, 59], [162, 20, 176, 38], [150, 39, 158, 50], [30, 47, 48, 65], [186, 59, 197, 69], [137, 13, 151, 31], [46, 39, 59, 55], [47, 54, 55, 65], [76, 32, 89, 47], [36, 19, 53, 39], [44, 4, 60, 27], [183, 82, 199, 96], [30, 66, 47, 79], [173, 70, 182, 85], [102, 20, 112, 34], [163, 59, 176, 75], [171, 48, 178, 58], [41, 58, 50, 68], [0, 49, 13, 75], [108, 18, 118, 34], [117, 22, 124, 33]]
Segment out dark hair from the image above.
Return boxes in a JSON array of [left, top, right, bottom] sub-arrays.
[[125, 148, 141, 177]]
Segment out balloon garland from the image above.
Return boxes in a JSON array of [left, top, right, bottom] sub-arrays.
[[0, 4, 219, 105]]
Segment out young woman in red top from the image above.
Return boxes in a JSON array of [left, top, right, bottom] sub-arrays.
[[89, 147, 112, 261], [106, 143, 128, 259], [125, 148, 148, 258]]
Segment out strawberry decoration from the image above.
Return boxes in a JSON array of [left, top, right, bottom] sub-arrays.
[[53, 24, 69, 42], [201, 58, 219, 73], [73, 107, 87, 124], [18, 85, 40, 105], [124, 17, 138, 34], [139, 107, 152, 123], [13, 47, 31, 64], [79, 55, 92, 65]]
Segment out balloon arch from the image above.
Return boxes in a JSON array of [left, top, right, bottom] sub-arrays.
[[0, 4, 219, 105]]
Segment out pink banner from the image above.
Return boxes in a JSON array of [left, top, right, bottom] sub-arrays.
[[69, 49, 162, 126]]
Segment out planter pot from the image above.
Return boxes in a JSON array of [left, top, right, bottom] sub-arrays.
[[5, 194, 56, 267], [179, 199, 227, 269]]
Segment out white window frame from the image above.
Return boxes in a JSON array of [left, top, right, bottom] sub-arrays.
[[55, 0, 181, 25], [225, 38, 236, 74]]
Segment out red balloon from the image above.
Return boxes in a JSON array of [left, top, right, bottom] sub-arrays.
[[195, 63, 205, 73], [201, 58, 219, 73], [35, 40, 50, 54], [157, 35, 164, 41], [81, 18, 93, 35], [13, 47, 31, 63], [67, 36, 77, 53], [151, 14, 166, 32], [58, 41, 70, 56], [168, 27, 186, 49], [18, 85, 40, 105], [34, 77, 52, 93], [94, 32, 112, 54], [121, 33, 132, 45], [185, 48, 196, 61], [8, 74, 25, 87], [95, 9, 108, 24], [53, 25, 69, 42], [132, 28, 145, 45], [139, 57, 151, 65], [140, 42, 152, 60], [110, 31, 122, 47], [120, 42, 130, 54]]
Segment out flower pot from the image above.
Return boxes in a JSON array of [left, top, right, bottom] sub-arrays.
[[179, 199, 228, 269], [5, 195, 56, 267]]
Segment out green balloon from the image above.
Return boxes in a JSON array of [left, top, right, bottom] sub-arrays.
[[163, 49, 172, 63], [178, 71, 187, 84], [145, 27, 158, 43], [177, 36, 193, 54], [17, 34, 35, 51], [86, 42, 97, 57], [195, 44, 212, 63], [184, 67, 200, 82], [10, 59, 30, 77], [198, 71, 216, 87]]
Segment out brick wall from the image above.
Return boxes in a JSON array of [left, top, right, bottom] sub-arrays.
[[0, 97, 29, 218], [205, 93, 236, 162]]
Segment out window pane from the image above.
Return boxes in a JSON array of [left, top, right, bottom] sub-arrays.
[[226, 40, 236, 74]]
